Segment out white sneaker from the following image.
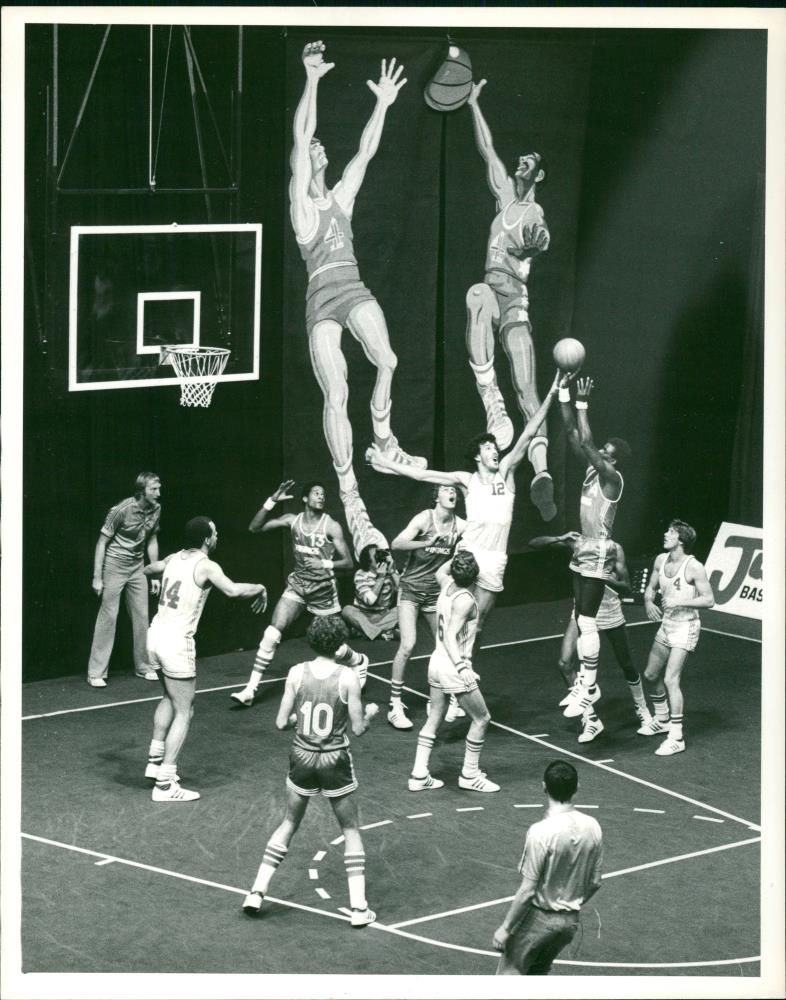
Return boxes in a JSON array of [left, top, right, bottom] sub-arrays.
[[530, 471, 557, 522], [408, 773, 445, 792], [152, 781, 200, 802], [634, 706, 653, 726], [458, 771, 500, 792], [230, 687, 256, 707], [445, 695, 466, 722], [376, 435, 427, 470], [387, 703, 413, 730], [558, 683, 580, 708], [563, 684, 601, 718], [655, 737, 686, 757], [578, 716, 604, 744], [478, 382, 513, 450], [242, 891, 264, 915], [340, 486, 387, 553], [637, 717, 668, 736], [353, 654, 369, 690], [136, 670, 159, 681], [87, 677, 107, 688], [350, 907, 376, 927]]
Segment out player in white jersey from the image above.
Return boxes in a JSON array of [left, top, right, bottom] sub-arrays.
[[529, 532, 653, 742], [559, 376, 632, 725], [290, 40, 424, 557], [231, 480, 368, 708], [408, 550, 500, 793], [640, 520, 714, 756], [369, 369, 568, 655], [143, 517, 267, 802], [464, 79, 555, 521]]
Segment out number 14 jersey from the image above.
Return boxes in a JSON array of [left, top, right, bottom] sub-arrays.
[[152, 549, 211, 638]]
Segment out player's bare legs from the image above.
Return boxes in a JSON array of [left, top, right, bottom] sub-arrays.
[[639, 640, 671, 737], [557, 617, 579, 702], [388, 601, 436, 730], [643, 644, 688, 755], [466, 283, 512, 448], [330, 793, 375, 925], [604, 625, 651, 724], [244, 787, 308, 913], [232, 596, 303, 706], [455, 686, 499, 791], [499, 318, 555, 521], [347, 300, 426, 469], [151, 675, 199, 801]]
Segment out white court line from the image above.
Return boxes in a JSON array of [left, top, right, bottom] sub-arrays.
[[513, 803, 541, 808], [315, 887, 331, 900], [575, 804, 598, 809], [360, 820, 393, 831], [406, 812, 432, 819], [634, 807, 665, 814], [703, 626, 761, 644], [312, 850, 326, 862], [595, 758, 615, 764], [308, 869, 318, 880], [693, 815, 725, 823], [455, 806, 484, 813], [94, 857, 115, 866], [389, 836, 761, 929], [330, 835, 345, 846]]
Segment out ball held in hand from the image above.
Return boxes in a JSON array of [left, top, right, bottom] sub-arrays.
[[552, 337, 586, 373]]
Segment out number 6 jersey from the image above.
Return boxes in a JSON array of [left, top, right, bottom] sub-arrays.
[[151, 549, 211, 638]]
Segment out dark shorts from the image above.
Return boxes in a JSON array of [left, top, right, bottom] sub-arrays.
[[398, 583, 439, 615], [306, 272, 376, 332], [282, 572, 341, 616], [287, 744, 358, 798], [497, 907, 580, 975]]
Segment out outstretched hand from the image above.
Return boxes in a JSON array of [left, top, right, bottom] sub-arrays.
[[302, 40, 335, 78], [575, 376, 595, 400], [468, 78, 487, 107], [250, 587, 268, 615], [367, 57, 407, 106], [271, 479, 296, 503]]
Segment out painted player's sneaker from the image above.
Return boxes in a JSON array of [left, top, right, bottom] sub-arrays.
[[151, 781, 200, 802], [242, 891, 264, 915], [478, 382, 513, 450], [352, 654, 369, 690], [408, 773, 445, 792], [458, 771, 500, 793], [230, 686, 257, 707], [376, 434, 427, 470], [654, 737, 686, 757], [637, 717, 668, 736], [558, 683, 581, 708], [445, 694, 466, 722], [387, 703, 413, 730], [563, 684, 601, 718], [340, 487, 387, 554], [87, 677, 107, 688], [530, 471, 557, 522], [578, 715, 605, 743], [350, 907, 376, 927]]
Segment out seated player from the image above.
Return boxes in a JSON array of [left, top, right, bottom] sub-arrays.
[[408, 550, 500, 793], [241, 615, 378, 927]]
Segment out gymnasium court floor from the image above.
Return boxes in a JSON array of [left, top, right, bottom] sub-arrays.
[[19, 599, 762, 979]]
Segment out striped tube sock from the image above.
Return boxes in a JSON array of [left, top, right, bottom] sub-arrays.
[[147, 739, 165, 764], [669, 714, 684, 741], [344, 851, 367, 910], [155, 763, 178, 789], [462, 736, 484, 778], [252, 841, 288, 895], [335, 644, 363, 668], [411, 733, 435, 778], [652, 693, 670, 723], [627, 677, 648, 711], [390, 681, 404, 705]]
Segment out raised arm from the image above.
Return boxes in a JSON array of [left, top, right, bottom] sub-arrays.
[[559, 378, 585, 459], [337, 57, 407, 212], [574, 377, 622, 494], [289, 42, 334, 239], [391, 510, 431, 552], [500, 370, 564, 482], [249, 480, 297, 533], [467, 80, 512, 203], [366, 445, 471, 490], [528, 531, 580, 551]]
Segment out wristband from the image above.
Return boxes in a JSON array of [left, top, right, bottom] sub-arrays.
[[322, 559, 333, 570], [263, 498, 276, 511], [558, 387, 571, 403], [575, 400, 588, 410], [456, 659, 472, 672]]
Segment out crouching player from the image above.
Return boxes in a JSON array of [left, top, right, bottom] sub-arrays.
[[242, 615, 378, 927], [408, 550, 500, 793]]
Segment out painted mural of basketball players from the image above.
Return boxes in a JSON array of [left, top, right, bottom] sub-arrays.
[[465, 79, 555, 522], [290, 40, 426, 556]]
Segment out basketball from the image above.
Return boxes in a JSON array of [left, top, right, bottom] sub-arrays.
[[424, 46, 473, 112], [552, 337, 586, 373]]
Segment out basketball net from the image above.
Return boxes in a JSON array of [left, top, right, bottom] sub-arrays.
[[161, 346, 230, 407]]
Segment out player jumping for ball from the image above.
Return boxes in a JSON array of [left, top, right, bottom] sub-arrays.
[[290, 40, 426, 556], [639, 519, 715, 756], [465, 79, 555, 521], [558, 376, 632, 731], [231, 480, 368, 707]]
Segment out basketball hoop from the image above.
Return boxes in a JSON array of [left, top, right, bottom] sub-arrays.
[[160, 345, 230, 407]]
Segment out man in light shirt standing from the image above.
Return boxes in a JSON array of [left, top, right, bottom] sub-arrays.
[[493, 760, 603, 975]]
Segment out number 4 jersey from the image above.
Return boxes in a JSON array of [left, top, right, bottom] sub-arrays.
[[151, 549, 212, 638], [290, 658, 353, 752]]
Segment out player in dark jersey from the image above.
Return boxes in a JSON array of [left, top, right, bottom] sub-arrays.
[[231, 480, 368, 708], [464, 79, 555, 521], [559, 377, 632, 724], [241, 615, 379, 927], [290, 40, 425, 557], [387, 485, 466, 730]]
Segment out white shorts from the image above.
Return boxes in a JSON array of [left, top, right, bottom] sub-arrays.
[[655, 615, 700, 652], [457, 542, 507, 593], [427, 650, 478, 695], [147, 623, 196, 679]]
